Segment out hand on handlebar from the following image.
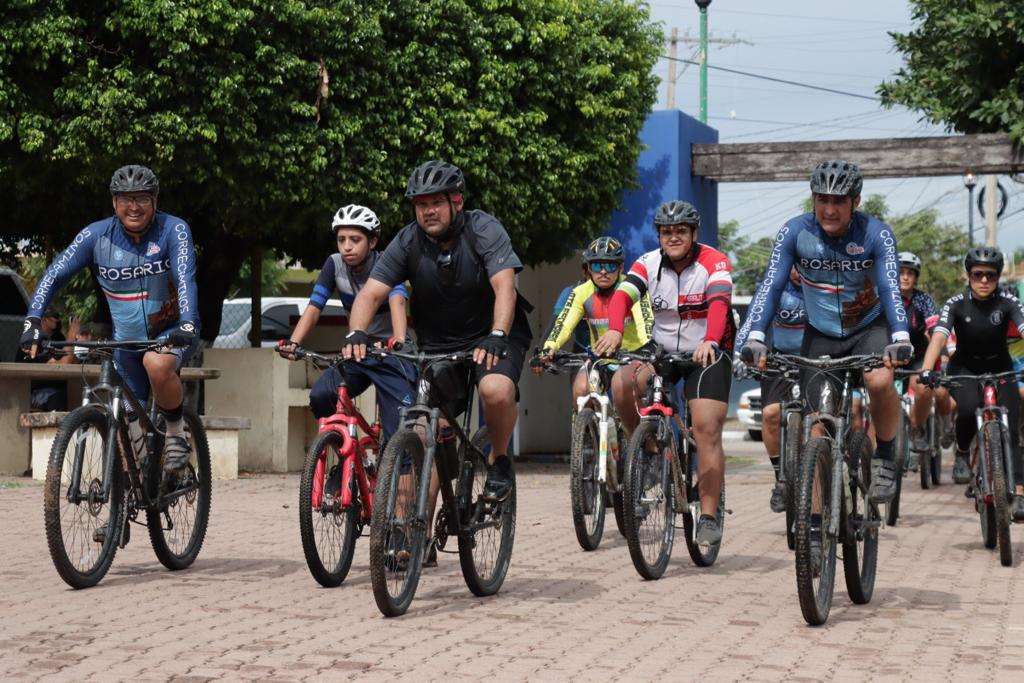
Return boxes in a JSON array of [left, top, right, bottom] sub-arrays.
[[882, 341, 913, 369], [920, 369, 943, 389], [739, 340, 768, 369], [592, 330, 623, 357], [343, 330, 370, 361], [276, 339, 300, 360]]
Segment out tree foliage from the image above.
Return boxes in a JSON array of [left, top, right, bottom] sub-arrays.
[[878, 0, 1024, 141], [0, 0, 662, 338]]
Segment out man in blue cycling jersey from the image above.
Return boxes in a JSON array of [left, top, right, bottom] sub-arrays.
[[740, 160, 911, 504], [21, 165, 200, 473]]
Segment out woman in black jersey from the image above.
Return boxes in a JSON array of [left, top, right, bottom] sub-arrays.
[[921, 247, 1024, 520]]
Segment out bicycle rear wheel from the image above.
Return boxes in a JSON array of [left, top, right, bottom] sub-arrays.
[[569, 409, 605, 550], [622, 420, 674, 580], [842, 432, 879, 605], [298, 431, 360, 587], [983, 422, 1013, 567], [794, 437, 837, 626], [369, 428, 426, 617], [459, 427, 517, 596], [43, 406, 123, 589], [929, 414, 942, 485], [147, 409, 212, 570]]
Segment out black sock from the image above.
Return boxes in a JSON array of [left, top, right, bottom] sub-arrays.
[[159, 402, 184, 422], [492, 455, 512, 475], [769, 455, 781, 481], [875, 437, 894, 461]]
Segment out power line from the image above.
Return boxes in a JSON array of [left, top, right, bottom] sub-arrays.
[[649, 3, 902, 26]]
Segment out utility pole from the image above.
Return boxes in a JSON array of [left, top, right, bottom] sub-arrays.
[[696, 0, 711, 123], [664, 28, 751, 111], [666, 28, 678, 110], [985, 174, 998, 248]]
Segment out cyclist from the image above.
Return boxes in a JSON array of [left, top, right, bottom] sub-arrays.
[[593, 200, 735, 546], [921, 247, 1024, 519], [739, 160, 911, 505], [278, 204, 415, 443], [343, 160, 533, 505], [20, 165, 199, 473], [735, 266, 806, 512], [536, 236, 655, 428]]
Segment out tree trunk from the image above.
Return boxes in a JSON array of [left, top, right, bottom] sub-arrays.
[[195, 228, 249, 343]]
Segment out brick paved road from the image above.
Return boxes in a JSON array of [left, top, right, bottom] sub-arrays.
[[2, 451, 1023, 681]]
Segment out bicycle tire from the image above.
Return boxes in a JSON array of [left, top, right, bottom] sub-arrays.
[[43, 406, 123, 589], [622, 420, 674, 580], [929, 414, 942, 486], [612, 491, 627, 537], [919, 418, 931, 491], [794, 436, 837, 626], [887, 409, 908, 526], [984, 421, 1013, 567], [975, 434, 997, 549], [459, 427, 517, 597], [569, 409, 605, 551], [369, 428, 426, 617], [842, 432, 879, 605], [298, 431, 359, 587], [682, 477, 724, 567], [147, 409, 212, 571], [784, 410, 801, 551]]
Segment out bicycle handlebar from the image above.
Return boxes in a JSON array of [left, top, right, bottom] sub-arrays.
[[767, 353, 886, 373], [40, 338, 181, 352]]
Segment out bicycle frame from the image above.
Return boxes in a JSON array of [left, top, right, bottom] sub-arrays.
[[574, 359, 620, 488], [972, 381, 1015, 502]]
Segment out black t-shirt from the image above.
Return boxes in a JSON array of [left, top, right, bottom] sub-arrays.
[[371, 210, 530, 352], [934, 289, 1024, 372]]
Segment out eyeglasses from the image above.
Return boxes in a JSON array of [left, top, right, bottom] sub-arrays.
[[588, 262, 620, 274], [115, 195, 154, 208], [969, 270, 999, 282], [658, 225, 694, 238]]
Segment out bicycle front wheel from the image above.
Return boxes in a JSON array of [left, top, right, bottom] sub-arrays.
[[569, 409, 605, 550], [147, 409, 212, 570], [842, 432, 879, 605], [43, 406, 123, 589], [459, 427, 517, 596], [983, 421, 1013, 567], [783, 410, 801, 551], [298, 431, 360, 587], [622, 420, 674, 580], [794, 437, 837, 626], [928, 413, 942, 486], [369, 428, 426, 617]]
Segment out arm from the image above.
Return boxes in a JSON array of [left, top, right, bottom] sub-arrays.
[[489, 268, 516, 334], [921, 329, 948, 372], [348, 278, 392, 333], [630, 294, 655, 347], [388, 283, 409, 343], [703, 257, 733, 348], [27, 227, 98, 319], [168, 220, 200, 327], [288, 306, 322, 346], [543, 286, 585, 353], [870, 225, 909, 342], [743, 225, 796, 345]]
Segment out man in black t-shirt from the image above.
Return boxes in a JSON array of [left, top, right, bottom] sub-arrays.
[[15, 308, 68, 411], [344, 160, 532, 503]]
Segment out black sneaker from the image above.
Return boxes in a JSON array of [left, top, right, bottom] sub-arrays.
[[695, 514, 722, 546], [483, 456, 513, 503], [163, 435, 192, 473], [769, 480, 788, 513], [868, 457, 898, 504], [953, 454, 971, 484], [1012, 496, 1024, 523], [323, 465, 342, 501]]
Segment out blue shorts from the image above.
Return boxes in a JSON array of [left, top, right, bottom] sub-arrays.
[[309, 356, 416, 441], [114, 332, 198, 405]]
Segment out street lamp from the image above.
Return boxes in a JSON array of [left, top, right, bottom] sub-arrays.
[[695, 1, 711, 123], [963, 172, 977, 247]]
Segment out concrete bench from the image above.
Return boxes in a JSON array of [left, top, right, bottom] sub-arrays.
[[19, 411, 249, 481]]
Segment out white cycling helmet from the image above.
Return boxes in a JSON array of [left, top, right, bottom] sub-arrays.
[[898, 251, 921, 275], [332, 204, 380, 237]]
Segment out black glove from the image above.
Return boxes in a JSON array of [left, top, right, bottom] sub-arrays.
[[345, 330, 370, 348], [883, 341, 913, 365], [920, 370, 942, 389], [740, 340, 768, 366], [20, 316, 43, 351], [476, 332, 509, 359], [166, 321, 196, 347]]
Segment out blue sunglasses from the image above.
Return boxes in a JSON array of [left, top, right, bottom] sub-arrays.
[[588, 262, 620, 274]]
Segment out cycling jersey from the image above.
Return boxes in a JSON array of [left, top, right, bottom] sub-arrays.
[[310, 252, 409, 341], [745, 212, 908, 345], [543, 278, 654, 353], [28, 212, 199, 340], [736, 278, 805, 355], [934, 289, 1024, 372], [610, 244, 734, 353], [903, 288, 939, 355]]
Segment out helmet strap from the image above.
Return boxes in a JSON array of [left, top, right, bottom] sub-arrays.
[[435, 201, 465, 243]]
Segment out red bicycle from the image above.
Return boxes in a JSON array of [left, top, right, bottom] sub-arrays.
[[285, 347, 382, 586]]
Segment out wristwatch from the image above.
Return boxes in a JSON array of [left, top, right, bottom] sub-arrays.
[[490, 329, 507, 338]]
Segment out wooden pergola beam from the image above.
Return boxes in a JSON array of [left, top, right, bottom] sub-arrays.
[[692, 133, 1024, 182]]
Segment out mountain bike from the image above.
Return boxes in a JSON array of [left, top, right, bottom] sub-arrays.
[[773, 353, 884, 626], [367, 349, 515, 617], [533, 351, 626, 550], [617, 349, 726, 580], [935, 370, 1022, 567], [40, 339, 211, 589], [280, 347, 381, 587], [885, 374, 912, 525]]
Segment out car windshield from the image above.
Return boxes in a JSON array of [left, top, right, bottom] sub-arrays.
[[218, 302, 250, 336]]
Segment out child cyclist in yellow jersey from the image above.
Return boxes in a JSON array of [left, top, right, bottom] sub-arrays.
[[536, 237, 655, 411]]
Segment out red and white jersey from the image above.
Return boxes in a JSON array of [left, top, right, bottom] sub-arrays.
[[620, 244, 735, 353]]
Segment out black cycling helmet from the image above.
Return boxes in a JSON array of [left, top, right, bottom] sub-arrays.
[[110, 164, 159, 195], [964, 246, 1004, 273], [405, 160, 465, 199], [582, 236, 624, 264], [654, 200, 700, 228], [810, 160, 862, 197]]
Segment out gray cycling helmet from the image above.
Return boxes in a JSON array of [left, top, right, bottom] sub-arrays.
[[964, 246, 1004, 273], [110, 164, 159, 195], [810, 160, 862, 197], [654, 200, 700, 228], [898, 251, 921, 275], [405, 160, 465, 199], [582, 236, 624, 264]]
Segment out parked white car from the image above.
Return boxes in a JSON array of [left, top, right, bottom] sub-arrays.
[[736, 387, 763, 441], [213, 297, 346, 348]]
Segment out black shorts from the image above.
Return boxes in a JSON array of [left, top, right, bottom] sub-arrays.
[[425, 340, 526, 418], [761, 374, 796, 409], [660, 352, 732, 404], [800, 317, 889, 413]]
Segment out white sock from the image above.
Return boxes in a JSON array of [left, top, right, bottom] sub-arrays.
[[166, 418, 185, 438]]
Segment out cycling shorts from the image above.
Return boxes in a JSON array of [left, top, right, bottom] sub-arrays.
[[761, 374, 797, 409], [425, 340, 526, 418], [114, 333, 198, 405], [660, 352, 732, 404]]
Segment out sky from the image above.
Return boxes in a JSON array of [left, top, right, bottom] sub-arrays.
[[645, 0, 1024, 262]]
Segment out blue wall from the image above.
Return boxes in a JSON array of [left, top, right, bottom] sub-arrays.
[[608, 110, 719, 263]]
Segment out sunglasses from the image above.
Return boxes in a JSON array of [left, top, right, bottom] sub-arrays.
[[969, 270, 999, 283], [588, 262, 620, 274]]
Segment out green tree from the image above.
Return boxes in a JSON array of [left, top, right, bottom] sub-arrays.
[[878, 0, 1024, 141], [0, 0, 662, 339]]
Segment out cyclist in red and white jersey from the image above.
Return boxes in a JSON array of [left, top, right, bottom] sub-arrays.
[[594, 200, 734, 545]]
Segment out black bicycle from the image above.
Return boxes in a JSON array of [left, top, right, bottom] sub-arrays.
[[40, 339, 212, 588], [367, 349, 516, 617]]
